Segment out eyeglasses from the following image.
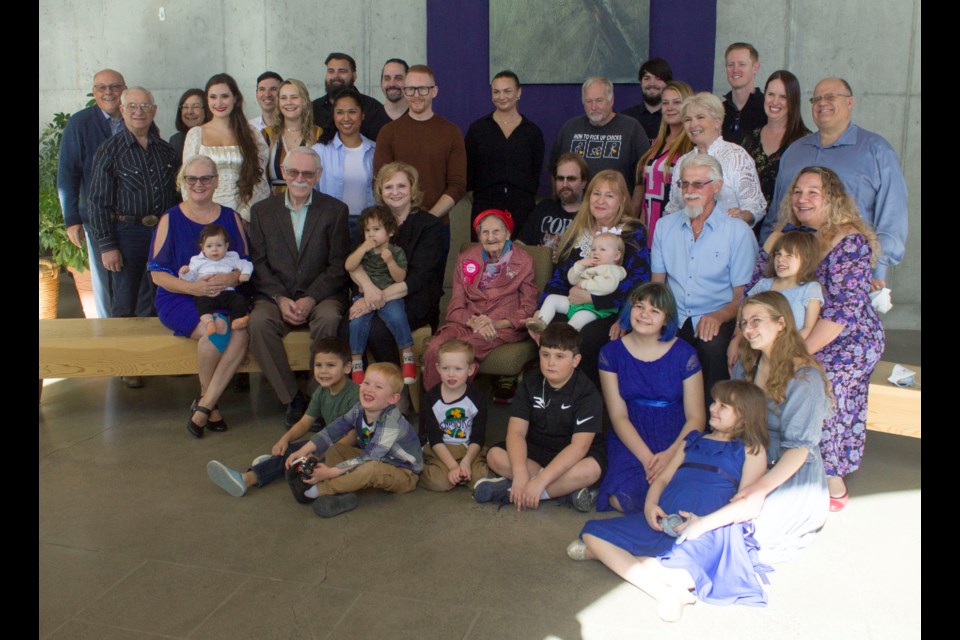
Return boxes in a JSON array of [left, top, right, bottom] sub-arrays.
[[738, 316, 774, 331], [679, 179, 714, 190], [183, 175, 217, 186], [123, 103, 155, 112], [809, 93, 851, 104], [94, 83, 124, 92], [555, 175, 581, 182], [402, 86, 434, 97], [284, 169, 318, 180]]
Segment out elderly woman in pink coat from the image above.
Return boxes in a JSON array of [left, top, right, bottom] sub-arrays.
[[422, 209, 538, 390]]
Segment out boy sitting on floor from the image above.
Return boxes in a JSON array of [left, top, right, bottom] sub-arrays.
[[474, 323, 605, 512], [419, 339, 491, 491], [206, 338, 358, 497], [285, 362, 423, 518]]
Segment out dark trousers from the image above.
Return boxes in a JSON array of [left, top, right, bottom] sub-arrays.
[[678, 317, 735, 417], [196, 290, 249, 322], [110, 221, 156, 318]]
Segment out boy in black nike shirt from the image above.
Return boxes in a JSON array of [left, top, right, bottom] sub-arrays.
[[474, 323, 605, 512]]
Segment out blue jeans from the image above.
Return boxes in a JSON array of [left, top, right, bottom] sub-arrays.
[[348, 215, 360, 245], [110, 221, 156, 318], [82, 223, 112, 318], [250, 440, 310, 487], [349, 298, 414, 354]]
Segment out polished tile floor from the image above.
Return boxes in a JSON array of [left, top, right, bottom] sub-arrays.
[[40, 282, 921, 639]]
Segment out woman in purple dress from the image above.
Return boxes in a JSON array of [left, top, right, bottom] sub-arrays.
[[149, 155, 251, 438], [596, 283, 705, 513], [760, 166, 884, 510]]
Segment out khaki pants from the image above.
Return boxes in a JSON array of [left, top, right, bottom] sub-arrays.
[[316, 443, 418, 496], [418, 443, 491, 492]]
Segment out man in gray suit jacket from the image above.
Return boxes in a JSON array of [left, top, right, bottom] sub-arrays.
[[248, 146, 350, 425]]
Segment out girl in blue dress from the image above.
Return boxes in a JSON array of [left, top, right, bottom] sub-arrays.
[[727, 230, 823, 367], [596, 282, 705, 513], [570, 380, 770, 622]]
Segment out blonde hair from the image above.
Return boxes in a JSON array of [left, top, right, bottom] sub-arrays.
[[776, 166, 880, 265], [636, 80, 694, 187], [556, 170, 639, 262], [592, 231, 625, 265], [269, 79, 318, 145], [374, 161, 424, 210], [365, 362, 404, 394], [177, 155, 218, 192], [737, 292, 829, 404], [438, 339, 476, 365]]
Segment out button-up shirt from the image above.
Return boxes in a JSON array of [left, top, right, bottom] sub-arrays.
[[285, 189, 313, 249], [763, 124, 908, 280], [652, 208, 758, 328], [87, 127, 181, 253]]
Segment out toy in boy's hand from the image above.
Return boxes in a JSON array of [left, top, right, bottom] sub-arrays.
[[290, 456, 320, 481], [661, 513, 686, 537]]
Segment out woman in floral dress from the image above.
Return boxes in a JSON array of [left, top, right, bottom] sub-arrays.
[[758, 166, 883, 511]]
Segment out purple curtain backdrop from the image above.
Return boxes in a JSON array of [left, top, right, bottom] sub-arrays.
[[426, 0, 718, 196]]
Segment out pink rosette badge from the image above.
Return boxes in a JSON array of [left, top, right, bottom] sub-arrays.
[[462, 259, 481, 285]]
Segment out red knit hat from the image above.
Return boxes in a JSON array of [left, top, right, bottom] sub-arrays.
[[472, 208, 514, 234]]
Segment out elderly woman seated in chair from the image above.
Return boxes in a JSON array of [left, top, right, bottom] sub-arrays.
[[421, 209, 538, 391]]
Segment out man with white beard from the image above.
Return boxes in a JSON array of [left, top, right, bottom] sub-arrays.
[[651, 154, 757, 410]]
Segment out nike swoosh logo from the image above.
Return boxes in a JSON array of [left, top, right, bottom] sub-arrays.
[[561, 403, 572, 409], [576, 416, 593, 425]]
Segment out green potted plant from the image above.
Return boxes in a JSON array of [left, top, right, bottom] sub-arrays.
[[39, 110, 94, 318]]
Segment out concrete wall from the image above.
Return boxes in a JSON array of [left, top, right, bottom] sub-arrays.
[[38, 0, 427, 134], [713, 0, 921, 329], [39, 0, 921, 329]]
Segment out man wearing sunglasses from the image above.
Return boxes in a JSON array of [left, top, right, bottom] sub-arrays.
[[247, 147, 350, 427], [652, 154, 758, 411]]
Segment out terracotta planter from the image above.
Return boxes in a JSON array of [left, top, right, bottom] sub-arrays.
[[39, 259, 60, 319], [67, 266, 99, 319]]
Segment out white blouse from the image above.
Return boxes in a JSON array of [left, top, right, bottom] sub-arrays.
[[665, 137, 767, 226], [183, 126, 270, 222]]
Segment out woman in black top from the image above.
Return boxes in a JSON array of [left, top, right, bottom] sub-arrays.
[[465, 70, 545, 238], [349, 162, 448, 366], [740, 70, 810, 239]]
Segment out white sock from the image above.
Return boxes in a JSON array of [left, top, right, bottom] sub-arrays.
[[304, 486, 319, 499], [402, 352, 414, 364]]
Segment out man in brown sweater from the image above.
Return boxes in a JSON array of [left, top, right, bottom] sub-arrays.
[[373, 64, 467, 220]]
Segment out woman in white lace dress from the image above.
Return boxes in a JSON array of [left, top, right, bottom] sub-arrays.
[[183, 73, 269, 223], [664, 92, 766, 231]]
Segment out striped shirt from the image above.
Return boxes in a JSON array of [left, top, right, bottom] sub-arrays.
[[88, 128, 181, 253]]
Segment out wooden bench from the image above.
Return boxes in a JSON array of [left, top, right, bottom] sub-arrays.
[[40, 321, 922, 438], [39, 317, 313, 380], [866, 360, 921, 438]]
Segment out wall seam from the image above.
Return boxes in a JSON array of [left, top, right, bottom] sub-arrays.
[[900, 0, 918, 163]]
